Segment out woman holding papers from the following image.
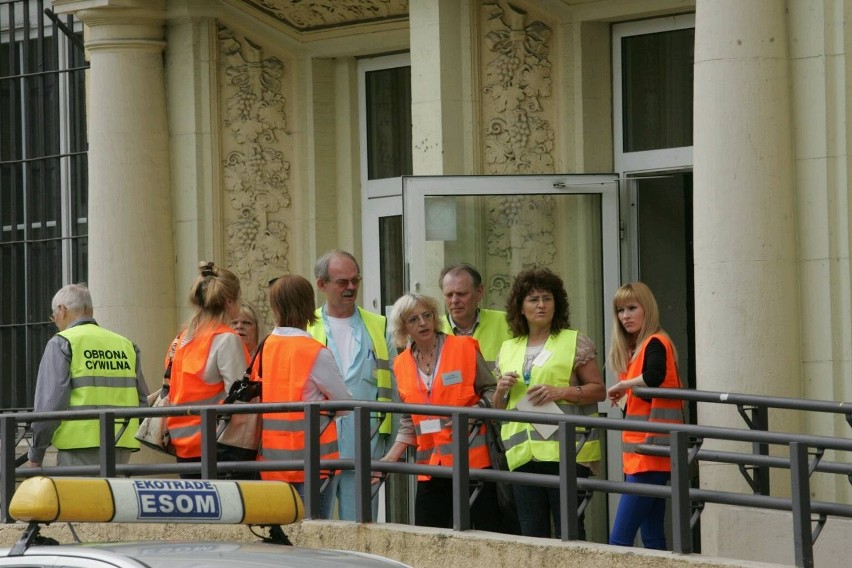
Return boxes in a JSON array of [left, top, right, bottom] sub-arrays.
[[380, 292, 501, 531], [493, 267, 606, 539], [606, 282, 684, 550]]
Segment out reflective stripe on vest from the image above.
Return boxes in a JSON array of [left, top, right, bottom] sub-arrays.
[[394, 335, 490, 481], [308, 306, 394, 434], [441, 308, 511, 369], [498, 329, 601, 471], [620, 333, 684, 474], [257, 334, 339, 483], [53, 323, 140, 450], [167, 324, 246, 459]]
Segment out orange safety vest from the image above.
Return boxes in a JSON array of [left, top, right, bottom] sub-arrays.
[[395, 335, 490, 481], [257, 334, 339, 483], [621, 333, 684, 474], [167, 324, 249, 458]]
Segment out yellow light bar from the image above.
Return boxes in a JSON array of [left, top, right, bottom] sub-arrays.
[[10, 477, 304, 525]]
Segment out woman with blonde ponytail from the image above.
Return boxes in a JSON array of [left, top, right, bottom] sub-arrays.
[[166, 261, 256, 478]]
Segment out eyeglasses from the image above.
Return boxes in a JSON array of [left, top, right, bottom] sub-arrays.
[[332, 277, 361, 287], [49, 305, 64, 323], [405, 311, 434, 326]]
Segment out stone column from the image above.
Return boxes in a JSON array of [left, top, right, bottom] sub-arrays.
[[409, 0, 467, 175], [53, 0, 176, 388], [694, 0, 802, 557]]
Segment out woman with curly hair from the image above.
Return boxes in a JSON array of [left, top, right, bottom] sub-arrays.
[[493, 267, 606, 539]]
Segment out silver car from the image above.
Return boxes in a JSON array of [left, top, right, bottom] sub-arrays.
[[0, 540, 412, 567]]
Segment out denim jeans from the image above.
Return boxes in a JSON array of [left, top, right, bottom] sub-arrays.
[[511, 461, 591, 539], [292, 478, 334, 519], [609, 470, 670, 549]]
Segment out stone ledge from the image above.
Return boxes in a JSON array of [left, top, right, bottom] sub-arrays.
[[1, 519, 786, 568]]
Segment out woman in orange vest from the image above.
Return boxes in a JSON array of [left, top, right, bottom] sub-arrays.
[[257, 275, 351, 518], [167, 261, 256, 479], [607, 281, 684, 549], [379, 293, 501, 530]]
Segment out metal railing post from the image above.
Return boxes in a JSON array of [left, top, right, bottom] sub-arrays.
[[354, 406, 372, 522], [559, 422, 579, 541], [452, 411, 470, 531], [304, 403, 320, 518], [751, 406, 770, 495], [99, 411, 117, 477], [199, 408, 218, 479], [790, 442, 814, 568], [1, 416, 16, 522], [671, 430, 692, 553]]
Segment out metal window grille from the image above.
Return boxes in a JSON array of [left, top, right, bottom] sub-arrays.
[[0, 0, 88, 408]]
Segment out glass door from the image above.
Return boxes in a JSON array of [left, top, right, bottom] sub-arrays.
[[402, 174, 619, 541], [403, 175, 620, 357]]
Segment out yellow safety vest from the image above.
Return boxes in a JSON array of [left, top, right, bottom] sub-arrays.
[[441, 308, 511, 369], [53, 323, 140, 450], [498, 329, 600, 470], [308, 306, 393, 434]]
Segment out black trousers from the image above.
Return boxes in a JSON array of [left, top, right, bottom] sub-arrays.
[[414, 473, 502, 532], [176, 443, 257, 480]]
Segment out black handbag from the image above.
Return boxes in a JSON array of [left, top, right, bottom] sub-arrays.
[[217, 338, 265, 445], [224, 338, 265, 404]]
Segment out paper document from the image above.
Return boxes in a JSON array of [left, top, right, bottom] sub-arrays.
[[515, 394, 563, 439]]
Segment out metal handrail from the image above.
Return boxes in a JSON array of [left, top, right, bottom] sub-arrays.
[[1, 392, 850, 568], [633, 387, 852, 417]]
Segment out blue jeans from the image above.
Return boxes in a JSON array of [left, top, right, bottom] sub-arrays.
[[511, 461, 590, 539], [292, 478, 334, 519], [609, 470, 670, 549]]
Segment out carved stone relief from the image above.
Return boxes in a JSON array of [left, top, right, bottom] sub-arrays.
[[241, 0, 408, 32], [219, 25, 291, 325], [479, 0, 557, 300]]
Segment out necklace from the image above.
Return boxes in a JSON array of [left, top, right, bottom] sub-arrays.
[[415, 343, 437, 375]]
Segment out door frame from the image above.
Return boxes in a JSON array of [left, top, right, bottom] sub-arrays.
[[401, 174, 621, 306], [361, 192, 402, 317]]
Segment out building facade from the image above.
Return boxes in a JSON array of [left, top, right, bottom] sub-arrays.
[[2, 0, 850, 564]]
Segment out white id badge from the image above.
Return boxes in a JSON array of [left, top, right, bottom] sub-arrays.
[[421, 418, 442, 434], [532, 349, 552, 367], [441, 370, 463, 386]]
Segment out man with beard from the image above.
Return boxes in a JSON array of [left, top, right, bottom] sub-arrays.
[[307, 250, 396, 520]]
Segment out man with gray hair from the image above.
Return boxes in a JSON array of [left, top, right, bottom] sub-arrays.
[[307, 250, 395, 520], [26, 283, 149, 468], [439, 263, 512, 370]]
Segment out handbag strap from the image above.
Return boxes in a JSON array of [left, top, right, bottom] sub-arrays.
[[248, 335, 267, 380], [222, 336, 267, 405]]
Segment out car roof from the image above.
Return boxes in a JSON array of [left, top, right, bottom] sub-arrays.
[[0, 541, 411, 568]]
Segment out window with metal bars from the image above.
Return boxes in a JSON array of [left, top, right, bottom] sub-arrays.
[[0, 0, 88, 409]]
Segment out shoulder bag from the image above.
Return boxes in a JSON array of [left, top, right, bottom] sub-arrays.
[[134, 359, 176, 455]]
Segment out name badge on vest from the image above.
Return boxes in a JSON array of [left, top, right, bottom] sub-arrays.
[[441, 370, 462, 387], [532, 349, 552, 367], [421, 418, 442, 434]]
